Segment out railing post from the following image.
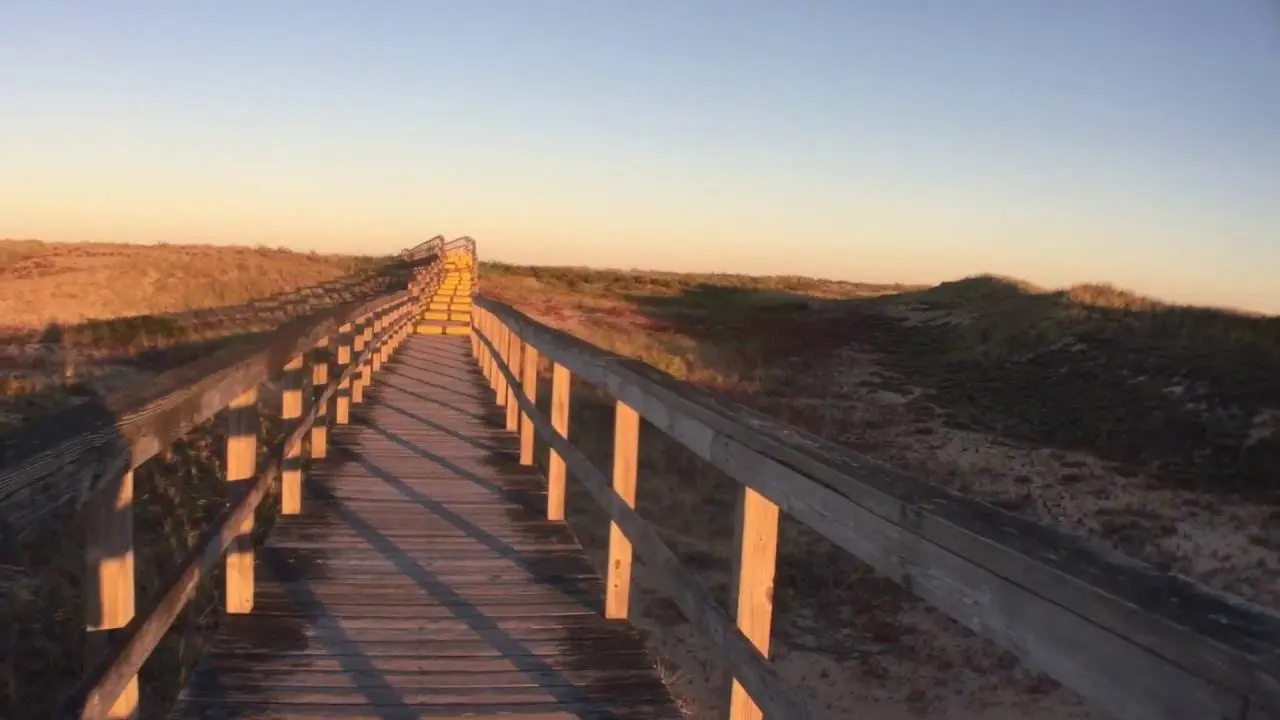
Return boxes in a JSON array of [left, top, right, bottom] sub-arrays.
[[335, 323, 353, 425], [506, 334, 523, 432], [494, 321, 510, 408], [281, 353, 305, 515], [225, 386, 258, 614], [519, 342, 538, 465], [311, 338, 330, 459], [363, 316, 373, 371], [606, 401, 639, 620], [352, 316, 369, 404], [381, 304, 399, 362], [548, 363, 571, 522], [470, 307, 479, 359], [371, 312, 384, 374], [400, 304, 411, 349], [483, 313, 497, 390], [84, 470, 138, 719], [728, 487, 781, 720]]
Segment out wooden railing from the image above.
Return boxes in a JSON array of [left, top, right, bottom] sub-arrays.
[[0, 237, 443, 531], [0, 239, 450, 720], [470, 297, 1280, 720]]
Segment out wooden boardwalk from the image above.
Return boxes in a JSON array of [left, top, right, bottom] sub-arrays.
[[170, 335, 683, 719]]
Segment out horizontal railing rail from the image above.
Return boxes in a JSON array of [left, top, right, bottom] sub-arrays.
[[7, 238, 459, 720], [470, 295, 1280, 720], [0, 247, 437, 535]]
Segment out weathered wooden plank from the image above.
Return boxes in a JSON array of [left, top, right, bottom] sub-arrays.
[[211, 625, 646, 647], [196, 652, 656, 675], [189, 668, 664, 690], [170, 700, 683, 720], [248, 602, 602, 619], [180, 684, 674, 706], [268, 526, 579, 542], [204, 637, 656, 660]]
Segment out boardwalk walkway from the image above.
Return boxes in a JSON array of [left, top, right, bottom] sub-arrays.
[[169, 335, 683, 719]]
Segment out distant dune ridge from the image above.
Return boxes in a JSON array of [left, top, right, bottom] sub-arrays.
[[0, 238, 383, 333], [479, 260, 1279, 718]]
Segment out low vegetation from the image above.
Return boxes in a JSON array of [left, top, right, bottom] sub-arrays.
[[0, 239, 386, 332], [0, 240, 393, 435], [480, 260, 1280, 717]]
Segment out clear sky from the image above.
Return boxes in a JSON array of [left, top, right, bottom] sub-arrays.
[[2, 2, 1278, 313]]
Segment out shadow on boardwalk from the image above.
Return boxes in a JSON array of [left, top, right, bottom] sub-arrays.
[[170, 336, 683, 719]]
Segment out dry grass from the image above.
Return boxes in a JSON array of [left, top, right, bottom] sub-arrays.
[[0, 240, 386, 719], [480, 261, 1280, 718], [863, 274, 1280, 494], [0, 239, 385, 332], [0, 240, 392, 435]]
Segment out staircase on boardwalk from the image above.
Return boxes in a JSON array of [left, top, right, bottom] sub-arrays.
[[417, 247, 474, 336]]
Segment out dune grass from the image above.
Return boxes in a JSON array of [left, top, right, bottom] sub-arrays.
[[477, 260, 1280, 715], [0, 239, 389, 333], [482, 262, 1280, 497]]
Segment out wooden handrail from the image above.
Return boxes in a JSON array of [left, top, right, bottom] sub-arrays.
[[471, 314, 812, 720], [471, 296, 1280, 720], [14, 239, 455, 720], [0, 293, 413, 534], [0, 247, 435, 529], [61, 302, 420, 719]]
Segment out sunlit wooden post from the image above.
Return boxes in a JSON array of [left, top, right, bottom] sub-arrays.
[[371, 312, 384, 375], [351, 317, 369, 404], [225, 387, 258, 613], [383, 307, 394, 360], [311, 338, 330, 458], [606, 401, 639, 620], [506, 334, 523, 432], [519, 343, 538, 465], [397, 302, 409, 347], [483, 313, 497, 390], [398, 303, 409, 347], [470, 307, 479, 359], [547, 363, 571, 522], [728, 487, 781, 720], [494, 321, 510, 409], [84, 470, 138, 719], [335, 323, 354, 425], [384, 305, 398, 363], [281, 354, 305, 515]]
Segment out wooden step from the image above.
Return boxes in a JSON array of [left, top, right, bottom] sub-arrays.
[[416, 322, 471, 336]]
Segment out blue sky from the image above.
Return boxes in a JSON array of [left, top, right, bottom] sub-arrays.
[[2, 1, 1278, 312]]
